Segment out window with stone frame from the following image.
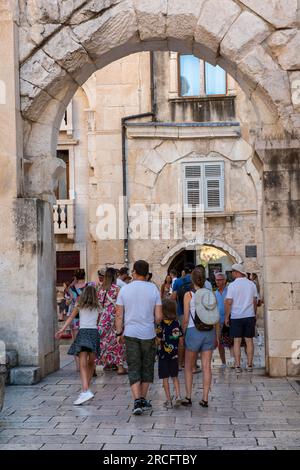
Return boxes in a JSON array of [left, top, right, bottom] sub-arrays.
[[178, 54, 227, 97], [183, 161, 224, 212], [55, 149, 70, 200]]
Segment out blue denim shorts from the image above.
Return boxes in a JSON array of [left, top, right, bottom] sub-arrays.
[[185, 327, 216, 352]]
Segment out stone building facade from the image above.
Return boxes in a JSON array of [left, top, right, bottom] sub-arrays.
[[55, 51, 263, 290], [0, 1, 300, 380]]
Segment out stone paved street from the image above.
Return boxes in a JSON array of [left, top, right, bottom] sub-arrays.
[[1, 338, 300, 450]]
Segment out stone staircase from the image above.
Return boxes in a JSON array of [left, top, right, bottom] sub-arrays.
[[5, 350, 41, 385]]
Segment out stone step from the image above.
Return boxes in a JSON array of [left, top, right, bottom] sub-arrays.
[[9, 367, 41, 385]]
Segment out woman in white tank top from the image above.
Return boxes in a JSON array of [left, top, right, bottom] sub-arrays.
[[56, 285, 101, 405]]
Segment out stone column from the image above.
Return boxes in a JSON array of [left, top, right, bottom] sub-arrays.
[[0, 6, 59, 382], [258, 142, 300, 377]]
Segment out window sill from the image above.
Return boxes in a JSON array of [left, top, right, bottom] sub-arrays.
[[184, 211, 233, 218], [169, 95, 236, 103]]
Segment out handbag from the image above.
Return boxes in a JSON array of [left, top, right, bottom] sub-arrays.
[[190, 293, 214, 331], [192, 312, 214, 331]]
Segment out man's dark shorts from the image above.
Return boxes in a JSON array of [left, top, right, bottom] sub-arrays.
[[230, 317, 256, 338], [124, 336, 157, 386]]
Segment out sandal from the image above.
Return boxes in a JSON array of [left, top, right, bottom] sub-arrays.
[[181, 397, 192, 406], [199, 399, 208, 408]]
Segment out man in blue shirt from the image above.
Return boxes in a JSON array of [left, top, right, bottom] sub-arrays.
[[171, 263, 194, 318], [215, 272, 229, 368]]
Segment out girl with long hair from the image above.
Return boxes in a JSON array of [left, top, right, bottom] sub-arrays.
[[160, 275, 172, 300], [56, 285, 101, 405]]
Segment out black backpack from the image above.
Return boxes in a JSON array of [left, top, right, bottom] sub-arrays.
[[177, 276, 193, 312]]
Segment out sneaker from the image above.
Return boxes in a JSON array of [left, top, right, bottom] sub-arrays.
[[132, 399, 143, 415], [73, 390, 94, 405], [174, 397, 182, 408], [227, 358, 235, 368], [235, 366, 242, 373], [220, 363, 227, 369], [163, 400, 173, 409], [246, 365, 253, 372], [140, 397, 152, 411]]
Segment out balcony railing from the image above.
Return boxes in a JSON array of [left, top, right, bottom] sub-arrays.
[[53, 199, 75, 236]]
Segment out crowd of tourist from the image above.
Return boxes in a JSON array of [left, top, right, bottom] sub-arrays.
[[56, 260, 261, 411]]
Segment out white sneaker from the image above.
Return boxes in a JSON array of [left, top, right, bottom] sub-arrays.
[[73, 390, 94, 405], [220, 363, 227, 369], [163, 400, 173, 409], [227, 358, 235, 368]]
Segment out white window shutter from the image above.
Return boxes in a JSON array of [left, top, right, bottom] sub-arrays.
[[204, 163, 224, 211], [184, 165, 201, 208]]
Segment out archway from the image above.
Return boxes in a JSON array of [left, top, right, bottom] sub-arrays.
[[1, 1, 300, 379], [167, 244, 239, 287]]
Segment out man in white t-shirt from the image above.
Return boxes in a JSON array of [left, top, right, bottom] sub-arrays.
[[225, 263, 258, 373], [115, 260, 162, 415]]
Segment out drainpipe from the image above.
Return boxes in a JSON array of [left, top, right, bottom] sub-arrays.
[[121, 52, 156, 266]]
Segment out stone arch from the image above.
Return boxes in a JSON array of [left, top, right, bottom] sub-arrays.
[[19, 0, 300, 200], [161, 238, 243, 266]]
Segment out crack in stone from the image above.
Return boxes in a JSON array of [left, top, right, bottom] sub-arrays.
[[20, 0, 90, 66], [40, 46, 80, 89], [235, 0, 277, 31], [21, 76, 63, 110], [67, 2, 121, 27]]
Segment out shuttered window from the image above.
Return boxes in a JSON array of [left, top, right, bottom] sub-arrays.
[[184, 162, 224, 212], [185, 166, 202, 207]]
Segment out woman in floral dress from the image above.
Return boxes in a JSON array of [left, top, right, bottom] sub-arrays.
[[96, 268, 127, 374]]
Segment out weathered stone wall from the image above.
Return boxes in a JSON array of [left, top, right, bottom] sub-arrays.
[[0, 4, 59, 380], [258, 143, 300, 376], [126, 136, 262, 282]]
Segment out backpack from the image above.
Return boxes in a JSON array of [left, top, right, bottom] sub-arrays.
[[194, 288, 219, 328], [177, 276, 192, 312]]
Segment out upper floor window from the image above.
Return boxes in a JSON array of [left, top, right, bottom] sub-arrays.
[[179, 55, 227, 97], [183, 162, 224, 212], [205, 62, 226, 95], [179, 55, 201, 97]]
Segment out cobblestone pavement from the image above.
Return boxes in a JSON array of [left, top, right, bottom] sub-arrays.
[[1, 334, 300, 450]]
